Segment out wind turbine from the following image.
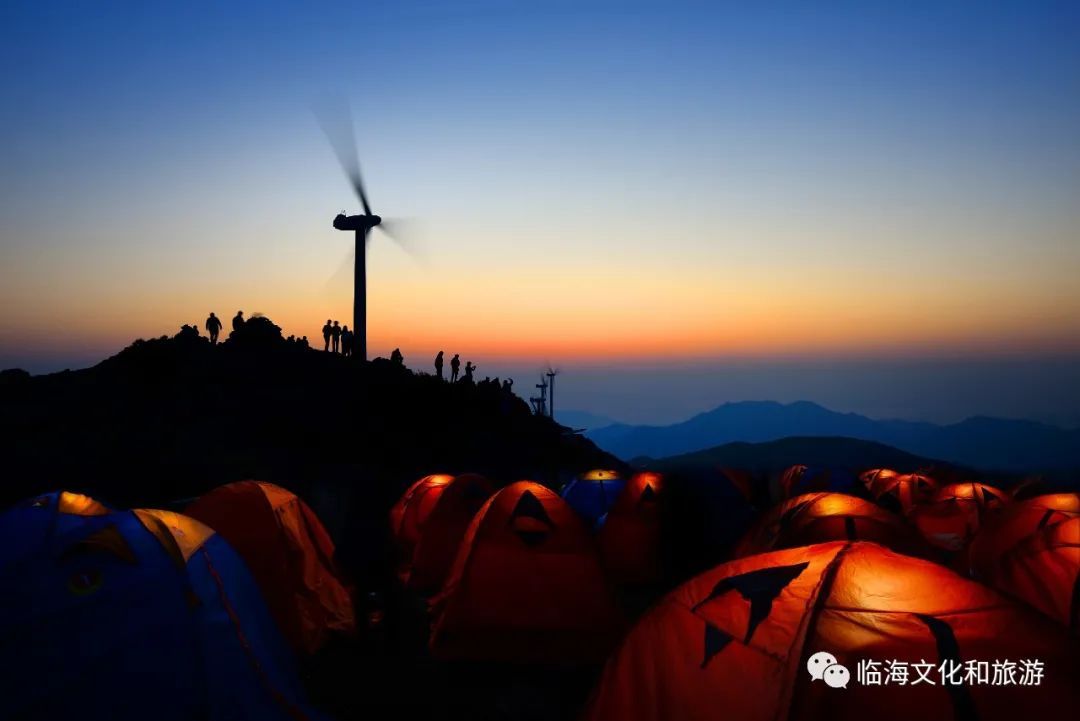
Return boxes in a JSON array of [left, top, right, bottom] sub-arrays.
[[314, 99, 411, 361]]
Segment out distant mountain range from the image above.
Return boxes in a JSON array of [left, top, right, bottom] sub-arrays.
[[583, 400, 1080, 472]]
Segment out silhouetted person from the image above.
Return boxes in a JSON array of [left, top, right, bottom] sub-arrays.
[[434, 351, 444, 380], [331, 321, 341, 353], [341, 325, 353, 357], [463, 361, 476, 383], [300, 335, 309, 349], [450, 354, 461, 382], [502, 378, 513, 392], [205, 312, 222, 344], [390, 348, 404, 366], [322, 319, 333, 351], [232, 310, 245, 332]]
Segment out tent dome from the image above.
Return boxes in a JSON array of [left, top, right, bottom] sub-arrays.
[[598, 472, 664, 585], [185, 480, 354, 655], [430, 481, 621, 663], [913, 482, 1011, 551], [869, 472, 939, 515], [585, 541, 1079, 721], [561, 469, 626, 526], [0, 499, 322, 721]]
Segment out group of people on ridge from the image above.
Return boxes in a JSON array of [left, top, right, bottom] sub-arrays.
[[433, 351, 480, 383], [204, 310, 248, 345], [320, 319, 358, 357]]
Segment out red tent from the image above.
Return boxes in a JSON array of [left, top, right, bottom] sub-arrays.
[[912, 482, 1011, 551], [967, 493, 1080, 580], [186, 481, 355, 654], [598, 471, 664, 585], [733, 492, 930, 559], [869, 472, 939, 515], [585, 541, 1080, 721], [390, 472, 493, 592], [429, 481, 621, 662]]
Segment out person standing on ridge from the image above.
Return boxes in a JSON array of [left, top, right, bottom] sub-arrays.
[[205, 312, 222, 344], [232, 310, 245, 333], [331, 321, 342, 353], [450, 353, 461, 382], [322, 319, 333, 352], [341, 325, 353, 357], [434, 351, 444, 380], [463, 361, 476, 383], [390, 348, 404, 366]]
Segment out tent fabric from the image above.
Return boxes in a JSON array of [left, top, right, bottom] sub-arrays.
[[561, 469, 626, 526], [0, 491, 115, 569], [868, 472, 939, 515], [975, 516, 1080, 631], [967, 493, 1080, 580], [913, 482, 1011, 551], [859, 467, 899, 490], [391, 472, 494, 592], [430, 481, 621, 663], [779, 465, 858, 499], [389, 473, 456, 559], [0, 499, 322, 721], [733, 492, 930, 559], [598, 472, 664, 585], [584, 541, 1080, 721], [185, 480, 355, 655]]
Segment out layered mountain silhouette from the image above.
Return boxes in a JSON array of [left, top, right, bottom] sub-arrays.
[[585, 400, 1080, 472]]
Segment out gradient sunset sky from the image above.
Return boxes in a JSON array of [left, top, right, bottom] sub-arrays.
[[2, 1, 1078, 425]]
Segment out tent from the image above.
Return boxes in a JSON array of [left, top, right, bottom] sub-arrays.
[[430, 481, 621, 662], [598, 472, 664, 585], [390, 472, 494, 592], [868, 472, 939, 515], [0, 501, 322, 721], [859, 467, 899, 491], [967, 493, 1080, 580], [733, 492, 931, 559], [584, 541, 1080, 721], [0, 491, 112, 566], [973, 515, 1079, 631], [561, 469, 626, 526], [912, 482, 1011, 551], [778, 465, 858, 499], [185, 480, 354, 655]]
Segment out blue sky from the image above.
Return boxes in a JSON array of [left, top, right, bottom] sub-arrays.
[[1, 1, 1078, 425]]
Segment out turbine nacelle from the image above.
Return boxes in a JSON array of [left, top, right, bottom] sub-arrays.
[[333, 213, 382, 232]]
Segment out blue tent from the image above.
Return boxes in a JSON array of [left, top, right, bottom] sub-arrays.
[[561, 469, 626, 527], [0, 496, 325, 721]]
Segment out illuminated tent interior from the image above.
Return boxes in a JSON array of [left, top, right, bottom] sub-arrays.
[[859, 467, 900, 490], [429, 481, 621, 663], [598, 471, 665, 585], [584, 541, 1080, 721], [0, 491, 112, 567], [0, 498, 321, 721], [967, 493, 1080, 580], [912, 482, 1012, 551], [390, 472, 494, 592], [733, 492, 931, 560], [185, 480, 355, 655], [560, 469, 626, 526]]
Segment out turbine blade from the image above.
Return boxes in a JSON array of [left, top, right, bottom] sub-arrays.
[[312, 97, 372, 215], [377, 218, 427, 264]]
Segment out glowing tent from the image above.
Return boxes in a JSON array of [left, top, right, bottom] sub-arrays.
[[733, 492, 930, 559], [973, 516, 1079, 631], [912, 482, 1011, 551], [598, 472, 664, 585], [0, 491, 111, 565], [584, 541, 1080, 721], [561, 469, 626, 526], [778, 465, 858, 499], [859, 467, 899, 490], [868, 472, 939, 515], [0, 502, 322, 721], [185, 480, 354, 655], [390, 472, 494, 592], [430, 481, 621, 662], [967, 493, 1080, 580]]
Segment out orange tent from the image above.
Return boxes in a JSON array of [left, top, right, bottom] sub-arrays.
[[390, 472, 494, 592], [912, 482, 1011, 551], [869, 472, 938, 515], [974, 516, 1079, 631], [598, 472, 664, 585], [733, 493, 930, 559], [429, 481, 621, 663], [967, 493, 1080, 580], [859, 467, 899, 490], [584, 541, 1080, 721], [185, 480, 355, 655]]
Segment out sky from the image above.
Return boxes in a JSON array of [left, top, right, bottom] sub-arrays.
[[1, 1, 1078, 426]]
